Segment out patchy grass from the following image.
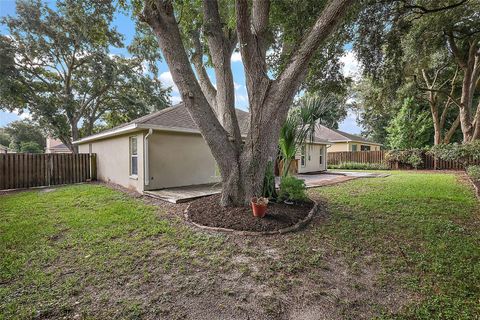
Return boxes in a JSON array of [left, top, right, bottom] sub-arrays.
[[1, 172, 479, 319], [0, 185, 233, 319], [312, 171, 480, 319]]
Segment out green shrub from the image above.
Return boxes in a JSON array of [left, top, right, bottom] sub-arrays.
[[279, 176, 307, 202], [385, 149, 424, 169], [466, 165, 480, 181], [19, 141, 43, 153], [429, 141, 480, 166], [328, 162, 390, 170]]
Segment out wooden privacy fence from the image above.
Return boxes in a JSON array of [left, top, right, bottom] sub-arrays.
[[327, 151, 479, 170], [0, 153, 96, 191], [328, 151, 385, 165]]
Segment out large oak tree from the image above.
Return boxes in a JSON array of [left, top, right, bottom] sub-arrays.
[[0, 0, 170, 152], [355, 0, 479, 144], [138, 0, 356, 206]]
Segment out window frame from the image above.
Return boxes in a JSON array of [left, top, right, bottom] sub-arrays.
[[351, 144, 358, 152], [129, 136, 138, 178], [319, 146, 323, 165], [300, 145, 306, 167]]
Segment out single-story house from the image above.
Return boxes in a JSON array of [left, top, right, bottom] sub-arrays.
[[315, 124, 382, 152], [46, 137, 72, 153], [73, 103, 330, 193]]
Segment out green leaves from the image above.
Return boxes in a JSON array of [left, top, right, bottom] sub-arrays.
[[279, 94, 339, 177], [0, 0, 171, 147]]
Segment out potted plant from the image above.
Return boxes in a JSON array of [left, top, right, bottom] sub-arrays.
[[251, 197, 269, 218]]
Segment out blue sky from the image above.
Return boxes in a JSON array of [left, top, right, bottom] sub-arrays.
[[0, 0, 362, 133]]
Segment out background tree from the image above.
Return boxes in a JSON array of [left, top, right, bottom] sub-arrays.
[[354, 0, 479, 143], [18, 141, 44, 153], [386, 97, 433, 149], [0, 0, 170, 152], [0, 128, 10, 147], [137, 0, 357, 206], [4, 119, 46, 152]]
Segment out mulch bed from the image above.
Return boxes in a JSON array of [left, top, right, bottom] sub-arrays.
[[187, 194, 317, 232]]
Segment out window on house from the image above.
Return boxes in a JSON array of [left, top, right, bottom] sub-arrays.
[[361, 145, 371, 151], [319, 147, 323, 165], [130, 136, 138, 176], [351, 144, 358, 152], [301, 145, 306, 167]]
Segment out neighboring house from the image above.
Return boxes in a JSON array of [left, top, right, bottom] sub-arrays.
[[46, 137, 71, 153], [0, 145, 8, 154], [315, 124, 382, 152], [73, 103, 329, 193]]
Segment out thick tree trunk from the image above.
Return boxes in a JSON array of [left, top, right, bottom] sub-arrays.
[[141, 0, 354, 206], [447, 35, 479, 143]]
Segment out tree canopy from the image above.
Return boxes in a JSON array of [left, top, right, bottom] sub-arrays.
[[0, 0, 171, 152], [4, 119, 46, 153], [136, 0, 357, 205], [353, 0, 479, 144]]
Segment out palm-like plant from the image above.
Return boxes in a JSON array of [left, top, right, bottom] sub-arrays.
[[279, 95, 337, 177]]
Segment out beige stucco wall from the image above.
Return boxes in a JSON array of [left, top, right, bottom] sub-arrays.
[[328, 142, 380, 152], [78, 132, 145, 193], [295, 143, 327, 173], [145, 131, 220, 190]]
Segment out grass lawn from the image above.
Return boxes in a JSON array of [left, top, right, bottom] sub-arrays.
[[1, 172, 479, 319]]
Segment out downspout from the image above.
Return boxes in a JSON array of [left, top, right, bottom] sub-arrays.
[[144, 129, 153, 187]]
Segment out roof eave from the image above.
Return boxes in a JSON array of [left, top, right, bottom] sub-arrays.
[[73, 124, 139, 144], [73, 123, 249, 144], [328, 139, 382, 146]]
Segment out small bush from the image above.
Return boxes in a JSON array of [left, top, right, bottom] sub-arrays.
[[385, 149, 424, 169], [466, 165, 480, 181], [279, 176, 307, 202], [429, 141, 480, 166], [328, 162, 390, 170]]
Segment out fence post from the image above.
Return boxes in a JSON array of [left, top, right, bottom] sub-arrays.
[[90, 154, 97, 181], [47, 154, 52, 186]]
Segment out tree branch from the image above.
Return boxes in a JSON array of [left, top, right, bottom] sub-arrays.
[[401, 0, 467, 14], [446, 31, 467, 69], [274, 0, 355, 108], [414, 74, 463, 109], [203, 0, 242, 145], [141, 0, 237, 169], [190, 30, 217, 108]]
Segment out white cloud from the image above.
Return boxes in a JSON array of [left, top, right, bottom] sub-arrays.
[[231, 52, 242, 62], [171, 95, 182, 104], [338, 110, 361, 134], [159, 71, 179, 94], [235, 93, 248, 103], [234, 82, 242, 90], [14, 109, 31, 120], [340, 51, 362, 81]]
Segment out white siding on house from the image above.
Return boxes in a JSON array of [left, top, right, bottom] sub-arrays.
[[145, 131, 221, 190], [296, 143, 327, 173], [78, 133, 145, 193]]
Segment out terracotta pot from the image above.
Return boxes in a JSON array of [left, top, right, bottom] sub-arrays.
[[251, 198, 267, 218]]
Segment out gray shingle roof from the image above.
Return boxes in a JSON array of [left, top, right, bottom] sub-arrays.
[[134, 103, 250, 135], [75, 103, 250, 144], [314, 124, 381, 145]]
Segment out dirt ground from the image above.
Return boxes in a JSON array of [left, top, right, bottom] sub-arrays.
[[187, 194, 315, 232], [130, 191, 414, 320]]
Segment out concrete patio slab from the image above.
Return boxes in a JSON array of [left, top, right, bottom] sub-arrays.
[[329, 171, 390, 178], [145, 172, 366, 203], [144, 183, 222, 203]]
